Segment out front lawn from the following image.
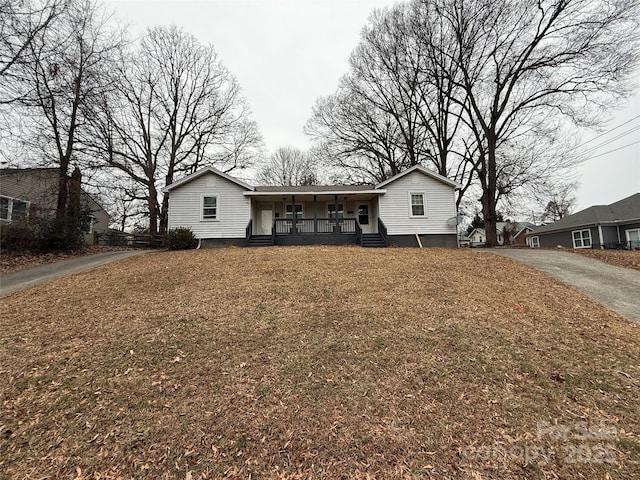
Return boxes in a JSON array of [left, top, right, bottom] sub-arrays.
[[1, 247, 639, 479]]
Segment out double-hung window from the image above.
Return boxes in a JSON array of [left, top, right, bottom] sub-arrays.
[[328, 203, 343, 220], [0, 196, 9, 221], [572, 229, 591, 249], [202, 195, 218, 220], [530, 236, 540, 248], [285, 204, 303, 221], [626, 229, 640, 249], [1, 196, 29, 223], [409, 193, 426, 217]]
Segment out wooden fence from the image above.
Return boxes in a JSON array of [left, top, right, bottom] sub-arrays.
[[94, 232, 163, 248]]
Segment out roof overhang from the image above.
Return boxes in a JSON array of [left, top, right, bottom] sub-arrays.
[[374, 164, 462, 190], [244, 189, 386, 197], [162, 167, 254, 193]]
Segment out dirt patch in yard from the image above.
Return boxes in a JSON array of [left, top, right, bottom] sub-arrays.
[[570, 249, 640, 272], [1, 247, 639, 479]]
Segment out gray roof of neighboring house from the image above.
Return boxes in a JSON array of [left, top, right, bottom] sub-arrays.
[[531, 193, 640, 235]]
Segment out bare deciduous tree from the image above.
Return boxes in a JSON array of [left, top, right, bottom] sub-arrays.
[[87, 26, 263, 235], [0, 0, 66, 100], [434, 0, 639, 245], [13, 0, 124, 234], [306, 2, 475, 202], [256, 146, 319, 186]]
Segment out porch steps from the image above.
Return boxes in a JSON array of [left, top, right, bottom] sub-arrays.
[[361, 233, 386, 248], [247, 235, 274, 247]]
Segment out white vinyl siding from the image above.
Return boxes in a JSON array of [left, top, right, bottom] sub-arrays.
[[378, 171, 457, 235], [167, 172, 251, 238], [572, 229, 592, 249]]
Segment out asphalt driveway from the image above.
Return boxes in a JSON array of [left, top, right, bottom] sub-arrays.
[[0, 250, 151, 297], [481, 249, 640, 323]]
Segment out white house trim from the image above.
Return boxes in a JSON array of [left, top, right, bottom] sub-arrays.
[[163, 167, 254, 193], [408, 192, 427, 218], [375, 165, 462, 190], [201, 194, 220, 221]]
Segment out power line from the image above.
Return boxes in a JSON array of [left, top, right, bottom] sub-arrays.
[[578, 115, 640, 148], [583, 140, 640, 161], [582, 125, 640, 155]]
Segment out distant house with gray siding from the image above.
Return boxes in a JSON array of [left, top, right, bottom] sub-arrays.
[[0, 168, 111, 245], [527, 193, 640, 249], [162, 165, 462, 247]]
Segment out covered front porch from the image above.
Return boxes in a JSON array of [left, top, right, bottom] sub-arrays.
[[244, 189, 387, 247]]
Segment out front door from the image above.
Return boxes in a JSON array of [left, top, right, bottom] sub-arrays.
[[259, 207, 273, 235], [357, 202, 373, 234]]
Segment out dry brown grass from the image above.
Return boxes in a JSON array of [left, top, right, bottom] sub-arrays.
[[570, 249, 640, 272], [1, 247, 639, 479]]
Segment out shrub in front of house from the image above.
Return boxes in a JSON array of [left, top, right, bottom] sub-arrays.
[[164, 227, 198, 250], [0, 223, 36, 252]]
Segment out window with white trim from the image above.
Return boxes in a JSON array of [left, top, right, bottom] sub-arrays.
[[572, 229, 591, 249], [0, 196, 9, 220], [409, 193, 426, 217], [0, 195, 29, 222], [285, 204, 303, 221], [530, 236, 540, 248], [626, 228, 640, 249], [327, 203, 343, 219], [202, 195, 218, 220]]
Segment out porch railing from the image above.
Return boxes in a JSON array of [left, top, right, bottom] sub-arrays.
[[378, 218, 388, 246], [274, 218, 357, 235], [245, 219, 253, 239]]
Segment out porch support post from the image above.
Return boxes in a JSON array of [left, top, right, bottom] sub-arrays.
[[291, 195, 297, 234], [313, 195, 318, 234], [334, 194, 339, 232]]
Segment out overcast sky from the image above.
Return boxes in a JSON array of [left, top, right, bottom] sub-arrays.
[[106, 0, 639, 214]]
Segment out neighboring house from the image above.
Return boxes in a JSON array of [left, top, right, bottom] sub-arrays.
[[468, 221, 535, 247], [513, 222, 536, 246], [527, 193, 640, 249], [162, 164, 462, 247], [468, 227, 488, 246], [0, 168, 111, 244]]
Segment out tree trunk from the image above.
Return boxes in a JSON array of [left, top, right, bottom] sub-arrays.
[[148, 183, 160, 236], [483, 131, 498, 247], [56, 161, 69, 222]]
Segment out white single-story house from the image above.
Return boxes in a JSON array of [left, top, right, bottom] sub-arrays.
[[162, 165, 462, 248]]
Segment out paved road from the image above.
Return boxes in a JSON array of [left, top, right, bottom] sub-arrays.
[[0, 250, 151, 297], [481, 249, 640, 323]]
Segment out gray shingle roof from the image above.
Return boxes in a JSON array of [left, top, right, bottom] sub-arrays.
[[254, 184, 375, 192], [531, 193, 640, 234]]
